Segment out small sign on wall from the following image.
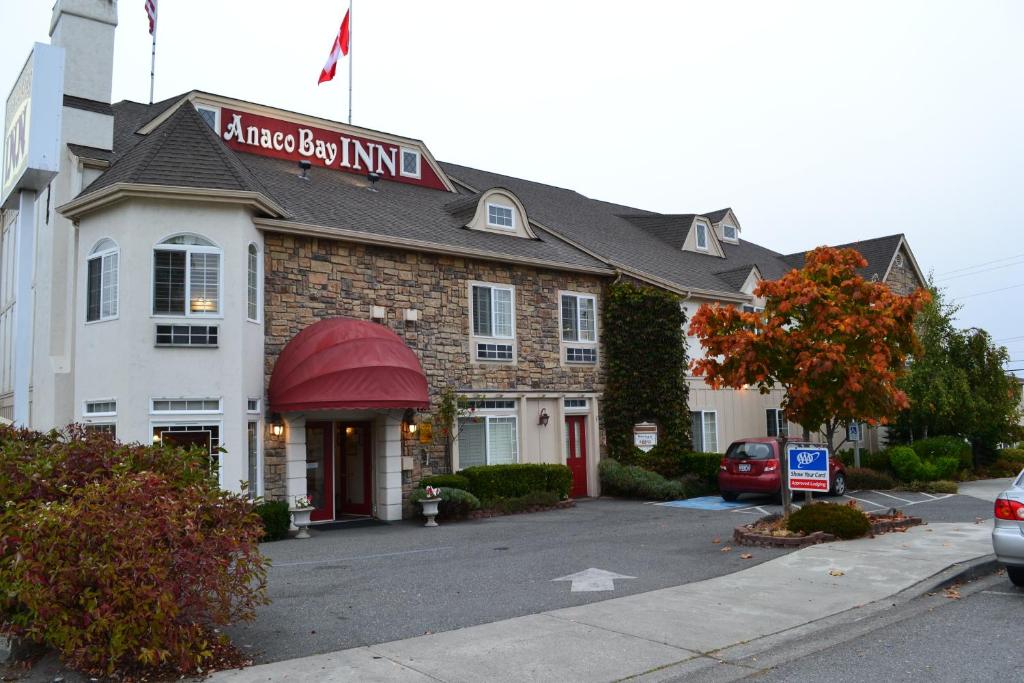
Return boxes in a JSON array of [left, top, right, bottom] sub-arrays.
[[633, 422, 658, 452]]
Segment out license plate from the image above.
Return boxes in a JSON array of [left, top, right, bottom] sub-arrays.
[[738, 463, 751, 472]]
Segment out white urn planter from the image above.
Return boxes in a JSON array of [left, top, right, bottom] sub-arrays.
[[419, 497, 442, 527], [290, 507, 314, 539]]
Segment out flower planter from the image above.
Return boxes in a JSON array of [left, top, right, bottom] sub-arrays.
[[419, 497, 442, 527], [290, 507, 314, 539]]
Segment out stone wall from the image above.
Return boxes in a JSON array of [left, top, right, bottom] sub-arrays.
[[261, 233, 608, 500], [884, 245, 924, 296]]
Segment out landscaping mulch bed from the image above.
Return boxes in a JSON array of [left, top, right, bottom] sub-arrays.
[[468, 499, 576, 520], [735, 511, 924, 548]]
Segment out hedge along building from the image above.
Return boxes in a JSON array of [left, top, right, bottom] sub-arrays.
[[2, 0, 927, 522]]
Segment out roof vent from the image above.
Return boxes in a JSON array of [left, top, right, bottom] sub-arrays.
[[366, 171, 382, 192], [298, 159, 312, 180]]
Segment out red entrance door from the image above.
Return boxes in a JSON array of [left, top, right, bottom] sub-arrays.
[[305, 422, 334, 522], [336, 423, 373, 517], [565, 415, 588, 498]]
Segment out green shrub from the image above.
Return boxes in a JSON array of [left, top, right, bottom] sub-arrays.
[[839, 448, 892, 472], [987, 460, 1023, 478], [889, 446, 922, 482], [418, 474, 470, 490], [409, 486, 481, 519], [458, 464, 571, 502], [999, 448, 1024, 465], [485, 490, 562, 514], [932, 456, 961, 481], [255, 500, 291, 541], [915, 460, 939, 482], [0, 425, 268, 677], [599, 458, 685, 500], [903, 480, 959, 494], [845, 467, 896, 490], [912, 436, 972, 469], [786, 502, 871, 539], [622, 446, 720, 490]]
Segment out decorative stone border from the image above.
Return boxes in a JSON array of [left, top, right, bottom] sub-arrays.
[[467, 499, 576, 520], [734, 514, 924, 548]]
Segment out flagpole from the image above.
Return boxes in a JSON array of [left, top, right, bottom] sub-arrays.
[[347, 0, 353, 124], [149, 14, 157, 104]]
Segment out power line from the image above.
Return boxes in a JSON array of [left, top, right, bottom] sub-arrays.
[[936, 260, 1024, 282], [936, 252, 1024, 277], [995, 335, 1024, 343], [952, 282, 1024, 300]]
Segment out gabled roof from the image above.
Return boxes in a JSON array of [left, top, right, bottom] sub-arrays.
[[714, 264, 759, 291], [704, 208, 732, 224], [783, 234, 907, 281], [617, 214, 697, 250]]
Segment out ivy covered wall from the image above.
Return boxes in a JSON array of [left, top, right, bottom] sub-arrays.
[[603, 280, 691, 459]]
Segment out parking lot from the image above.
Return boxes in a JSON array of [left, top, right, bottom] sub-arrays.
[[227, 491, 993, 664]]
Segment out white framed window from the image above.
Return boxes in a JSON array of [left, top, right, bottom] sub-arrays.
[[152, 234, 222, 317], [84, 423, 116, 438], [695, 222, 709, 251], [766, 409, 789, 438], [84, 399, 117, 417], [152, 422, 222, 485], [86, 238, 119, 322], [150, 397, 223, 414], [247, 398, 261, 413], [400, 147, 421, 179], [246, 420, 260, 498], [564, 398, 588, 411], [195, 105, 219, 132], [486, 203, 515, 230], [247, 242, 260, 322], [690, 410, 718, 452], [722, 225, 738, 241], [561, 293, 597, 342], [742, 304, 764, 313], [458, 407, 519, 468], [472, 284, 514, 339]]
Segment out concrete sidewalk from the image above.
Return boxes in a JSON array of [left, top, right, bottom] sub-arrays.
[[209, 521, 994, 682]]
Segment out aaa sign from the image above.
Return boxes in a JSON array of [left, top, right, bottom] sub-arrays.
[[787, 445, 830, 492]]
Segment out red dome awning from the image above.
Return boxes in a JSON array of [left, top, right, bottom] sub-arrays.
[[269, 318, 429, 412]]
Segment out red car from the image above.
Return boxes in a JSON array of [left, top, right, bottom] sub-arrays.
[[718, 437, 847, 502]]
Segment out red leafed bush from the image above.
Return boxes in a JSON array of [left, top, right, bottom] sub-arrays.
[[0, 425, 268, 677]]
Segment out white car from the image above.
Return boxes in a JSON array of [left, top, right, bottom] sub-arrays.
[[992, 470, 1024, 586]]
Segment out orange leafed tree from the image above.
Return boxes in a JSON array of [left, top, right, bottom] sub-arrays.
[[689, 246, 929, 452]]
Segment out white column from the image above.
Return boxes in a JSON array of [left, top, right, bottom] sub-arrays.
[[284, 414, 307, 504], [13, 191, 37, 427], [374, 413, 403, 521]]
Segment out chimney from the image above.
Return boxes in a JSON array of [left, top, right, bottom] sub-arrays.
[[49, 0, 118, 103]]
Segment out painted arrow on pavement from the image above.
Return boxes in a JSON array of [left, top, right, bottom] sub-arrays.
[[552, 568, 637, 592]]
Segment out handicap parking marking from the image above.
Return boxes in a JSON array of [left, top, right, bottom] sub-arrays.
[[657, 496, 750, 511]]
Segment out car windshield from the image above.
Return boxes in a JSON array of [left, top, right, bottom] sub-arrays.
[[726, 442, 774, 460]]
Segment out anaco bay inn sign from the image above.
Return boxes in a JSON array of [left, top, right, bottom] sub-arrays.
[[218, 108, 447, 191]]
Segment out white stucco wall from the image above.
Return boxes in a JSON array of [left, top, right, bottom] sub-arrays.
[[73, 198, 265, 492]]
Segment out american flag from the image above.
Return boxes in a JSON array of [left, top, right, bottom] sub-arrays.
[[145, 0, 157, 35]]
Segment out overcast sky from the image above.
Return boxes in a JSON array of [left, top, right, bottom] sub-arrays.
[[3, 1, 1022, 374]]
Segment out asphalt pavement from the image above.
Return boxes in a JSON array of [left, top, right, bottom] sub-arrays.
[[227, 491, 994, 664], [747, 570, 1021, 682]]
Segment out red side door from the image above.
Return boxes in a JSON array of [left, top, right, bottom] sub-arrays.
[[565, 415, 589, 498], [305, 422, 334, 522]]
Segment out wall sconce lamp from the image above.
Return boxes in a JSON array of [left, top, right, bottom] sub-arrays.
[[402, 408, 418, 435], [538, 408, 550, 427], [269, 413, 284, 437]]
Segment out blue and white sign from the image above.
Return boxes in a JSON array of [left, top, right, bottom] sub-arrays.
[[847, 421, 861, 442], [786, 445, 830, 492]]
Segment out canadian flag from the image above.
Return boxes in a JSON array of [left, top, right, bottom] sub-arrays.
[[318, 9, 351, 85]]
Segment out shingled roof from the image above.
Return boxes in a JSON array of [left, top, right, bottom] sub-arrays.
[[69, 95, 920, 295], [782, 234, 906, 281]]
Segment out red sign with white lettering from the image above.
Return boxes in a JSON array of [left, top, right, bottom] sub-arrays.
[[218, 107, 447, 191]]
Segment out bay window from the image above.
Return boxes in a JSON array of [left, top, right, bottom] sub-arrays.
[[153, 235, 221, 316]]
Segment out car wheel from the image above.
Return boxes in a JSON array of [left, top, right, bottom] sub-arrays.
[[1008, 566, 1024, 587], [721, 491, 739, 502], [830, 473, 847, 497]]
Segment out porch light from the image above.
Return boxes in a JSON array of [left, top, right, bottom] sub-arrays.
[[408, 422, 418, 434], [538, 408, 550, 427], [269, 413, 284, 437]]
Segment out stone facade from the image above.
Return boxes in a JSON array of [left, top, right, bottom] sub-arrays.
[[261, 232, 608, 500], [883, 245, 924, 296]]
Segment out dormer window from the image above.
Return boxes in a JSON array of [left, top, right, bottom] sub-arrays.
[[400, 148, 421, 179], [722, 225, 737, 241], [695, 223, 709, 250], [487, 203, 515, 230]]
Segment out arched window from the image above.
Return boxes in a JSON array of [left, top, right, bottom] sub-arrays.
[[152, 234, 221, 316], [87, 238, 119, 322], [247, 243, 259, 322]]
